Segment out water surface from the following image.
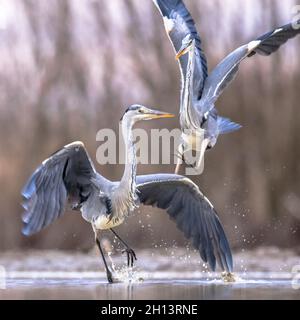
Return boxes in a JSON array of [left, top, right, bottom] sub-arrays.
[[0, 247, 299, 299]]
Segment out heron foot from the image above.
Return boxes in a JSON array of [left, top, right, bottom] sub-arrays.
[[221, 272, 236, 283], [122, 248, 137, 267], [106, 269, 114, 283]]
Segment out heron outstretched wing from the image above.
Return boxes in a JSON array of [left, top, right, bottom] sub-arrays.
[[201, 20, 300, 106], [153, 0, 207, 99], [22, 141, 97, 235], [136, 174, 233, 272]]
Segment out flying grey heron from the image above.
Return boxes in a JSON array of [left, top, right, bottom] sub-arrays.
[[153, 0, 300, 174], [22, 105, 233, 283]]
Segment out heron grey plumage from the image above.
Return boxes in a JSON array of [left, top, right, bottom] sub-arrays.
[[22, 105, 233, 283], [153, 0, 300, 174]]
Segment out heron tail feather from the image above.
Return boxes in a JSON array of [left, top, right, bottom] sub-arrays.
[[217, 117, 242, 135]]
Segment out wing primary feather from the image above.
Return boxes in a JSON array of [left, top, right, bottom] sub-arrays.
[[137, 174, 233, 272], [21, 142, 95, 235]]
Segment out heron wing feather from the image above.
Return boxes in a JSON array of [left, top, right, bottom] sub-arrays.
[[136, 173, 233, 272], [153, 0, 207, 99], [202, 19, 300, 106], [21, 142, 96, 235]]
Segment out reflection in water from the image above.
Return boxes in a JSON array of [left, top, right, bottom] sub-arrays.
[[0, 247, 299, 299], [0, 277, 299, 300]]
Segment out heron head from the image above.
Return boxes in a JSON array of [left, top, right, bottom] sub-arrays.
[[120, 104, 174, 123], [176, 35, 194, 60]]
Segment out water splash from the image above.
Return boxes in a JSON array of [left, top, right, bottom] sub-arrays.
[[112, 265, 147, 284], [107, 251, 147, 284]]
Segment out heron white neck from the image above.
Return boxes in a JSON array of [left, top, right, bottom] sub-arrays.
[[114, 115, 137, 212], [181, 41, 197, 129]]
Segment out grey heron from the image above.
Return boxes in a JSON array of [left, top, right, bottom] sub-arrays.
[[153, 0, 300, 174], [22, 105, 233, 283]]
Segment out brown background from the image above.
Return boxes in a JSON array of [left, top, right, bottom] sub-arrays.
[[0, 0, 299, 251]]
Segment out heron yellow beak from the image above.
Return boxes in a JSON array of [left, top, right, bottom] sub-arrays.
[[146, 110, 175, 120], [175, 43, 193, 60], [175, 48, 188, 60], [175, 39, 195, 60]]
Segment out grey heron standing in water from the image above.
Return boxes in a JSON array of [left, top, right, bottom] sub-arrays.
[[22, 105, 233, 283], [153, 0, 300, 174]]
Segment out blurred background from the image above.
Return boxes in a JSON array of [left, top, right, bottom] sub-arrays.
[[0, 0, 299, 252]]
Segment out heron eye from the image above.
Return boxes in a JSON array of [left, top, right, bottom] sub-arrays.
[[138, 109, 143, 113]]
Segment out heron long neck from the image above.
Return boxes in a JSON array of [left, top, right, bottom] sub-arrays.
[[115, 116, 137, 211], [180, 41, 197, 129]]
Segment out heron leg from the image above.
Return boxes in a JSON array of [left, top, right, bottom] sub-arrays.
[[95, 235, 113, 283], [175, 143, 184, 174], [175, 160, 181, 174], [110, 228, 137, 267]]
